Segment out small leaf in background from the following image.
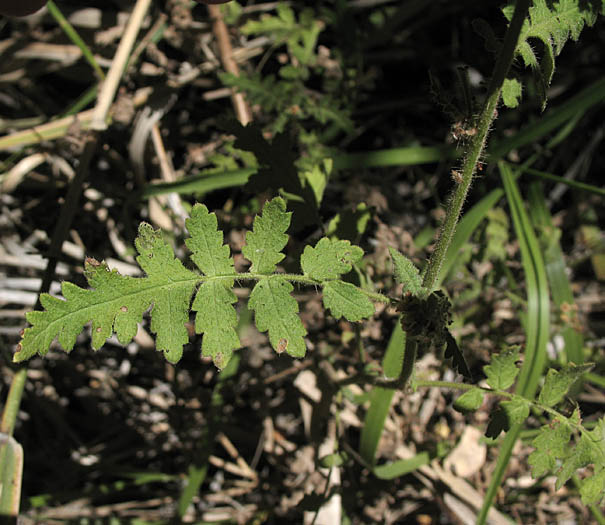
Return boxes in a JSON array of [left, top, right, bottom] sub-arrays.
[[322, 280, 375, 322], [502, 78, 522, 108], [301, 238, 363, 281], [538, 363, 595, 407], [326, 203, 372, 243], [388, 247, 424, 296], [500, 397, 530, 426], [453, 387, 484, 413], [249, 277, 307, 357], [242, 197, 291, 274], [241, 4, 323, 66], [319, 452, 348, 468], [302, 158, 332, 207], [484, 346, 520, 390], [483, 207, 510, 262], [444, 331, 471, 379], [528, 409, 577, 478]]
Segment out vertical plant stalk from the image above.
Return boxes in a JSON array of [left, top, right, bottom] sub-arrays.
[[422, 0, 531, 292], [395, 0, 532, 391]]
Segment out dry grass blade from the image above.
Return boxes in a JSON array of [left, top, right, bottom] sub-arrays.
[[90, 0, 153, 130]]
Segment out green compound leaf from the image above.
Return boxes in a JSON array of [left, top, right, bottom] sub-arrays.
[[185, 204, 240, 369], [249, 277, 307, 357], [16, 224, 199, 364], [301, 237, 363, 281], [16, 197, 380, 368], [483, 346, 520, 390], [453, 387, 485, 413], [388, 247, 425, 297], [538, 363, 594, 407], [242, 197, 291, 274], [528, 409, 578, 478], [323, 280, 374, 322]]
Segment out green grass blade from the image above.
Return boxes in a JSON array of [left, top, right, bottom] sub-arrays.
[[142, 146, 456, 199], [477, 162, 550, 524], [359, 323, 405, 466], [373, 451, 430, 479], [501, 166, 550, 399], [141, 168, 255, 198], [333, 145, 456, 170], [586, 372, 605, 389], [518, 165, 605, 197], [527, 182, 584, 364], [61, 85, 99, 118], [47, 1, 105, 81], [177, 464, 208, 518]]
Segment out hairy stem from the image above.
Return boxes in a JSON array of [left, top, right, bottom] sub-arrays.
[[422, 0, 531, 291], [395, 0, 532, 393]]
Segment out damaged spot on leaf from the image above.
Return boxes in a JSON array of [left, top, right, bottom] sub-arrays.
[[85, 257, 101, 267], [277, 338, 288, 353]]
